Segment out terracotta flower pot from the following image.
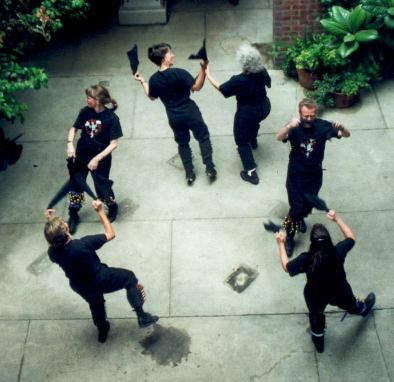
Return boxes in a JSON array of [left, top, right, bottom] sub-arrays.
[[333, 92, 358, 108], [296, 68, 319, 90]]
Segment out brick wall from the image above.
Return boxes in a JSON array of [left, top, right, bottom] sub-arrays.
[[273, 0, 323, 67]]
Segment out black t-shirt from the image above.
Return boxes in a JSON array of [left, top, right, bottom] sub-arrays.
[[149, 68, 195, 113], [287, 238, 355, 291], [73, 107, 123, 152], [284, 119, 341, 172], [219, 70, 271, 107], [48, 234, 107, 284]]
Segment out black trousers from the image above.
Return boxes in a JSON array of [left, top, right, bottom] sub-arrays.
[[234, 99, 270, 171], [168, 106, 214, 174], [286, 167, 323, 223], [70, 266, 142, 329], [69, 154, 115, 208], [304, 282, 363, 335]]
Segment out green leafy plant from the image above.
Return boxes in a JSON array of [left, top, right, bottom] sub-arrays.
[[320, 5, 379, 57], [362, 0, 394, 28], [0, 0, 88, 123]]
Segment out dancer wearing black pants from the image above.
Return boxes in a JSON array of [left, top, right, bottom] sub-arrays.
[[276, 98, 350, 256], [66, 85, 122, 234], [205, 44, 271, 185], [44, 201, 159, 343], [275, 210, 375, 353], [134, 43, 216, 186]]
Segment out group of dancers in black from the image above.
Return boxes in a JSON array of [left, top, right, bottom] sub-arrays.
[[44, 43, 375, 353]]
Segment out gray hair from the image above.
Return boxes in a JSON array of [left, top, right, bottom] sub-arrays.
[[236, 44, 265, 74]]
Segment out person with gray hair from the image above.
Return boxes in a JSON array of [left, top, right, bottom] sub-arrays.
[[205, 44, 271, 185]]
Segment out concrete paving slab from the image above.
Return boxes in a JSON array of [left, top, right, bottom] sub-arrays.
[[374, 310, 394, 381], [21, 316, 317, 382], [322, 129, 394, 213], [316, 313, 389, 382], [206, 9, 273, 72], [373, 80, 394, 129], [319, 88, 386, 131], [170, 210, 394, 316], [0, 221, 170, 319], [0, 320, 28, 382], [0, 141, 69, 224], [2, 76, 137, 142]]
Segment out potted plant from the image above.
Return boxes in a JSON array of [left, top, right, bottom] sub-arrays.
[[306, 58, 380, 107]]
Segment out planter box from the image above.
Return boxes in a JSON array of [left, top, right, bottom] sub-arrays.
[[296, 68, 319, 90], [333, 92, 358, 108]]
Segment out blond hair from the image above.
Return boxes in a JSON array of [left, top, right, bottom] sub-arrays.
[[298, 98, 317, 112], [85, 85, 118, 111], [44, 217, 68, 247]]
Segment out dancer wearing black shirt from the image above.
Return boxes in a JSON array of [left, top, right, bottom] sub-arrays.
[[206, 44, 271, 184], [66, 85, 122, 233], [134, 43, 216, 185], [276, 98, 350, 256], [275, 210, 375, 353], [44, 201, 159, 343]]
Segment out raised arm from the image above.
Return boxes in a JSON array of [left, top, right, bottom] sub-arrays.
[[332, 121, 350, 138], [327, 210, 356, 240], [205, 64, 220, 91], [276, 117, 300, 141], [191, 60, 207, 92], [275, 231, 289, 272], [92, 200, 115, 241], [134, 73, 155, 100]]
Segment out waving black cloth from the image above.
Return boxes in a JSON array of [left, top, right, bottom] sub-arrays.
[[303, 193, 329, 212], [188, 39, 208, 61], [47, 159, 115, 209], [127, 44, 139, 75]]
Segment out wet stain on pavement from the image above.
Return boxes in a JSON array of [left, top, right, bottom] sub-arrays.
[[27, 251, 51, 276], [139, 325, 191, 367]]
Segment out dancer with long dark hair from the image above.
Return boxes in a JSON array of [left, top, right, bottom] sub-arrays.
[[275, 210, 375, 353]]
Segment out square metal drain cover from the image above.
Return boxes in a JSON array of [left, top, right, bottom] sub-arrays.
[[225, 264, 259, 293]]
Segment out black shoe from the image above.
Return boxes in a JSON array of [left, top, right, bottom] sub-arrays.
[[186, 171, 196, 186], [250, 139, 258, 150], [299, 219, 307, 233], [360, 292, 376, 317], [67, 210, 80, 234], [98, 321, 110, 343], [285, 236, 295, 257], [311, 334, 324, 353], [138, 312, 159, 328], [240, 169, 259, 185], [206, 167, 217, 183], [107, 203, 118, 223]]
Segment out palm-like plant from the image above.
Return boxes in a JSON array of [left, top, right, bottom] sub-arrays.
[[320, 5, 379, 57]]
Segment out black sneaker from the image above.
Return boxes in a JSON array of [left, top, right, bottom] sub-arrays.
[[285, 236, 295, 257], [299, 219, 307, 233], [107, 203, 118, 223], [67, 210, 80, 234], [98, 321, 110, 343], [240, 170, 259, 185], [311, 334, 324, 353], [361, 292, 376, 317], [206, 167, 217, 183], [138, 312, 159, 328], [186, 171, 196, 186]]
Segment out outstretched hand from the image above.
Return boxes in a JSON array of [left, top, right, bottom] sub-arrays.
[[134, 73, 145, 83], [327, 209, 337, 221], [44, 209, 55, 220], [200, 59, 208, 69], [275, 231, 285, 244], [92, 199, 103, 211]]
